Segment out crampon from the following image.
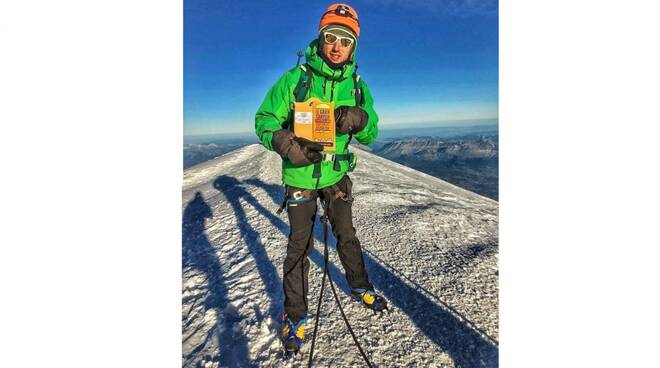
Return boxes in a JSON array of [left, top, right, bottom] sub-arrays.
[[351, 288, 389, 314]]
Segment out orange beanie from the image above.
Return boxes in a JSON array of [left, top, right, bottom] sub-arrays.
[[319, 3, 360, 38]]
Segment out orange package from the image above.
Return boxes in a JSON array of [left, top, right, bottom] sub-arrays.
[[293, 97, 336, 153]]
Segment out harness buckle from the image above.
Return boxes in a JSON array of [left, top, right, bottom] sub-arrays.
[[292, 191, 304, 200]]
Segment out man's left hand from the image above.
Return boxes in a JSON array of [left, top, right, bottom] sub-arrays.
[[335, 106, 368, 134]]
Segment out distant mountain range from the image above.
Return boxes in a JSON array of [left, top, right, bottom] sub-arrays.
[[371, 135, 498, 200], [184, 139, 256, 169]]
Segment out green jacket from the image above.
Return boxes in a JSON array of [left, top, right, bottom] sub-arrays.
[[255, 39, 379, 190]]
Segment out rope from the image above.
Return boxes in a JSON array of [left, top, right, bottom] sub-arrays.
[[307, 225, 328, 366], [325, 241, 374, 368], [307, 199, 374, 368]]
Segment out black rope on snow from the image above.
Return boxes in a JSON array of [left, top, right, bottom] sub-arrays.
[[324, 243, 373, 368], [307, 223, 328, 366], [307, 199, 374, 368]]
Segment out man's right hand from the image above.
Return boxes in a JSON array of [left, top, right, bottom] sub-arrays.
[[271, 130, 324, 166]]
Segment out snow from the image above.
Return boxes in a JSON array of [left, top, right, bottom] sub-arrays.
[[182, 144, 499, 367]]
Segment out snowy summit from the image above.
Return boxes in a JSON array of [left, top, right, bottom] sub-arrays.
[[182, 144, 499, 367]]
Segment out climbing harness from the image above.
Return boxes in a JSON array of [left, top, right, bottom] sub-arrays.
[[276, 188, 315, 215]]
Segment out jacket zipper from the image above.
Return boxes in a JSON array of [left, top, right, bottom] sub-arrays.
[[330, 80, 335, 101], [322, 78, 327, 99]]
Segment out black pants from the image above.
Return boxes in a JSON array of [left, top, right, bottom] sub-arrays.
[[282, 175, 372, 323]]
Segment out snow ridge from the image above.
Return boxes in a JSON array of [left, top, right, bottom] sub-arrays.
[[182, 144, 498, 367]]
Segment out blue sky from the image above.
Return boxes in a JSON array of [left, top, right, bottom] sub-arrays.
[[184, 0, 498, 136]]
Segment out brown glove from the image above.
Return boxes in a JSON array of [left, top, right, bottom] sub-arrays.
[[335, 106, 368, 134], [271, 130, 323, 166]]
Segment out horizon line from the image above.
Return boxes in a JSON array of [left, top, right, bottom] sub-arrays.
[[183, 117, 499, 138]]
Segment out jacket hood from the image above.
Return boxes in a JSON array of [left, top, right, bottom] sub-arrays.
[[304, 39, 356, 81]]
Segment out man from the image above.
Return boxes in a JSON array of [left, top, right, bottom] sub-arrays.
[[255, 3, 387, 353]]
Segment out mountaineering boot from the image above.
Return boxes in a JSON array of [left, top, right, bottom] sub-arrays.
[[351, 288, 388, 313], [281, 314, 306, 354]]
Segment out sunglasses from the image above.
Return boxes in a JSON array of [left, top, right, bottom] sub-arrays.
[[323, 32, 354, 48]]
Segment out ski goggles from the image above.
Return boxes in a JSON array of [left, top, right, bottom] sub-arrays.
[[322, 31, 354, 48]]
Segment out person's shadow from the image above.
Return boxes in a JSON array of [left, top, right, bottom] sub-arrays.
[[239, 176, 500, 368], [182, 192, 252, 368], [210, 176, 284, 321]]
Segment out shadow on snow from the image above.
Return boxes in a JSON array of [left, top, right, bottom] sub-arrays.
[[182, 192, 253, 368]]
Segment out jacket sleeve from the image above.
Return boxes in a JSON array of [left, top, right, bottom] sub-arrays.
[[354, 79, 379, 145], [255, 70, 296, 151]]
